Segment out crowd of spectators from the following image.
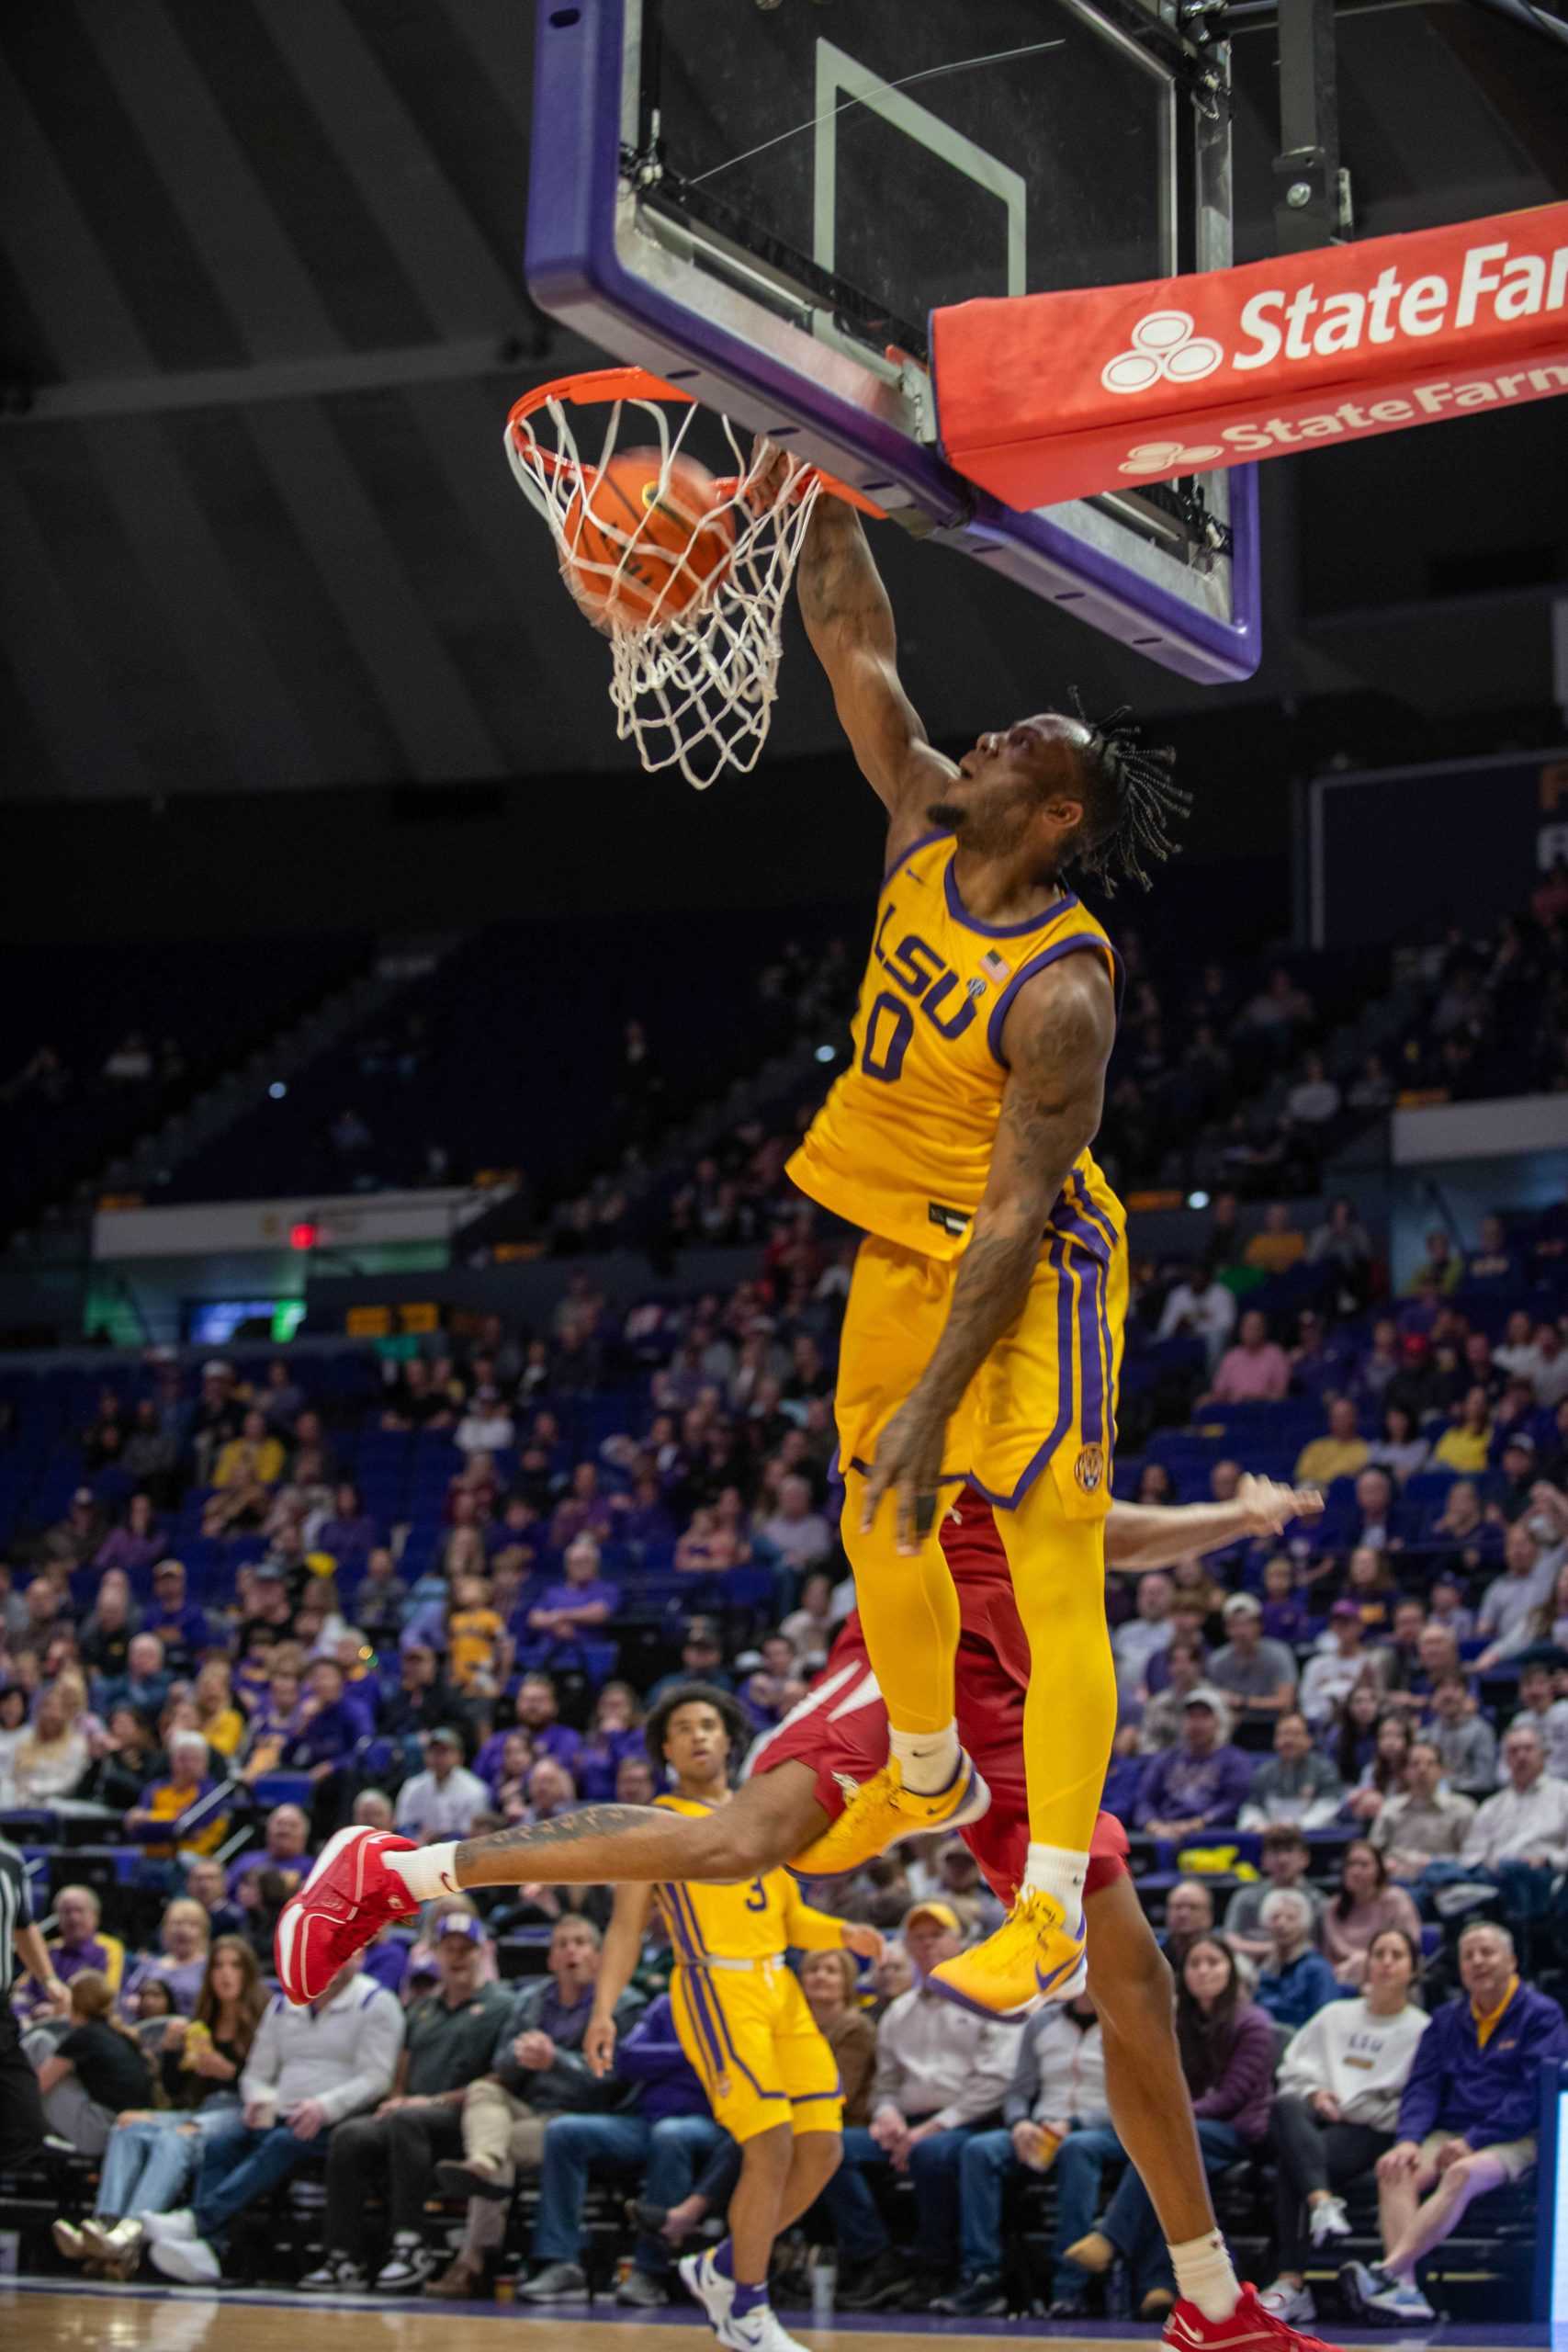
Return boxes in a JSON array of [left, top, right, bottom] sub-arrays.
[[3, 1171, 1567, 2322]]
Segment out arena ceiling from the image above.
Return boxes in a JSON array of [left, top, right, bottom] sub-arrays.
[[1, 0, 1565, 801]]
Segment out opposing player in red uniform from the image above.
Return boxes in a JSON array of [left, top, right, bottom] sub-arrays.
[[276, 1476, 1335, 2342], [278, 1471, 1329, 2352]]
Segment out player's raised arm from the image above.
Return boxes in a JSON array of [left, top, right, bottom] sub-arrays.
[[795, 491, 957, 820], [861, 953, 1115, 1551]]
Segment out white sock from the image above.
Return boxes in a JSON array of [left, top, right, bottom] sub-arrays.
[[387, 1842, 460, 1904], [1169, 2230, 1240, 2323], [1021, 1842, 1088, 1932], [888, 1723, 960, 1795]]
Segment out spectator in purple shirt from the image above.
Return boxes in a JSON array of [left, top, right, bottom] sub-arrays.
[[142, 1559, 211, 1674], [547, 1464, 616, 1553], [222, 1801, 313, 1900], [525, 1536, 621, 1651], [314, 1483, 379, 1566], [90, 1495, 166, 1583], [1134, 1688, 1254, 1838], [286, 1658, 370, 1775], [570, 1681, 645, 1804], [610, 1469, 678, 1555], [475, 1671, 581, 1788]]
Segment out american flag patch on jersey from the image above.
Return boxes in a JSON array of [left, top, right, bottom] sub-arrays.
[[980, 949, 1010, 983]]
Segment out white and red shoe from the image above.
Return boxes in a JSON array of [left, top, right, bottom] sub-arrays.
[[1164, 2285, 1342, 2352], [274, 1826, 424, 2003]]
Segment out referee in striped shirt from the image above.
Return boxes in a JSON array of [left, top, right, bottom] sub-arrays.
[[1, 1837, 68, 2170]]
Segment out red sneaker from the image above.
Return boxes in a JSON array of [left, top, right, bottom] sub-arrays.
[[274, 1826, 423, 2004], [1165, 2286, 1342, 2352]]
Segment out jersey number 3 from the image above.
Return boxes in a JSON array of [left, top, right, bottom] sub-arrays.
[[743, 1876, 769, 1912]]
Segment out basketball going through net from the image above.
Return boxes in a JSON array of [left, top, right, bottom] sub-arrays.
[[504, 368, 879, 790]]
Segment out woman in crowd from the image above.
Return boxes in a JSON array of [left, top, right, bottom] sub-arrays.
[[1136, 1463, 1178, 1507], [1255, 1890, 1339, 2031], [1321, 1840, 1423, 1987], [1328, 1681, 1384, 1789], [1261, 1927, 1428, 2325], [779, 1569, 839, 1673], [25, 1967, 153, 2158], [1338, 1546, 1399, 1634], [1064, 1938, 1276, 2320], [53, 1936, 266, 2278], [12, 1672, 91, 1801], [1366, 1407, 1429, 1487], [120, 1895, 211, 2016], [1345, 1713, 1414, 1823]]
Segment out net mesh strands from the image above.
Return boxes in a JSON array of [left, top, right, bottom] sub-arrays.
[[505, 370, 825, 790]]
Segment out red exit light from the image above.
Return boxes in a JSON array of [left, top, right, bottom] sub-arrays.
[[290, 1221, 319, 1251]]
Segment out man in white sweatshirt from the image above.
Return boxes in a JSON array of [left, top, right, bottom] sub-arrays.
[[145, 1960, 404, 2284], [938, 1991, 1109, 2317]]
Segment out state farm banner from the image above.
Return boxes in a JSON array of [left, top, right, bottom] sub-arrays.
[[931, 204, 1568, 510]]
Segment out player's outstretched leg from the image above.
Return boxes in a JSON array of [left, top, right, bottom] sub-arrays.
[[930, 1503, 1113, 2019], [785, 1467, 991, 1876], [274, 1778, 817, 2004]]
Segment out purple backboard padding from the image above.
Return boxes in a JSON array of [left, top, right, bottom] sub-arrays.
[[525, 0, 1259, 685]]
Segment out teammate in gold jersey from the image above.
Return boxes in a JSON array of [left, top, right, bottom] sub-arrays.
[[585, 1683, 881, 2352], [784, 481, 1189, 2021]]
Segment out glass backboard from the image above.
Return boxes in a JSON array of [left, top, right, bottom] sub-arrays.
[[526, 0, 1259, 684]]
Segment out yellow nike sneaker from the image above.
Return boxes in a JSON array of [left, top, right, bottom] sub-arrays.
[[927, 1886, 1087, 2021], [787, 1750, 990, 1877]]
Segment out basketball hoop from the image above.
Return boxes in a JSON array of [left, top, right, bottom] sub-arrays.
[[504, 368, 879, 790]]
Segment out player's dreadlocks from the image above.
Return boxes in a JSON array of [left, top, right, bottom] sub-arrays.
[[1068, 695, 1190, 894]]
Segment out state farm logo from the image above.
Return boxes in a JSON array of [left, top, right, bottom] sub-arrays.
[[1100, 310, 1224, 395], [1119, 438, 1226, 474]]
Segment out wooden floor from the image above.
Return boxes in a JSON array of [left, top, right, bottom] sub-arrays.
[[4, 2283, 1551, 2352]]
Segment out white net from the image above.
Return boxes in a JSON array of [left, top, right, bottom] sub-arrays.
[[505, 369, 823, 791]]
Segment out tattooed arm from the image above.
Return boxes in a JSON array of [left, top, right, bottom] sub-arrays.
[[860, 954, 1114, 1551], [795, 492, 957, 825]]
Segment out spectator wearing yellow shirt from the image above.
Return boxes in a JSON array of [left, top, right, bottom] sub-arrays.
[[203, 1410, 288, 1536], [446, 1574, 508, 1697], [192, 1657, 245, 1759], [1403, 1227, 1461, 1298], [1294, 1397, 1371, 1489], [1245, 1202, 1307, 1275], [124, 1730, 229, 1860], [1433, 1386, 1494, 1476]]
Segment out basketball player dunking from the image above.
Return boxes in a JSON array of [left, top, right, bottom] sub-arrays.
[[777, 482, 1188, 2018]]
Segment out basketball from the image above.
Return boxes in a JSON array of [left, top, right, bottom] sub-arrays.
[[560, 447, 735, 628]]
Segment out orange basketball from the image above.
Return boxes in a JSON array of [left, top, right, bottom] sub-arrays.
[[561, 447, 734, 628]]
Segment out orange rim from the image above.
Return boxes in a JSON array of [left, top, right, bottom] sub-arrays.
[[506, 368, 887, 520]]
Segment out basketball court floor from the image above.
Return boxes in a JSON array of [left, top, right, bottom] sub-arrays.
[[6, 2283, 1560, 2352]]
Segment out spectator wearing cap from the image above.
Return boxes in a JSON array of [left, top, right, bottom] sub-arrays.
[[648, 1620, 731, 1705], [1294, 1398, 1371, 1489], [836, 1903, 1018, 2310], [1133, 1688, 1252, 1839], [1342, 1922, 1568, 2325], [1207, 1594, 1298, 1730], [1299, 1603, 1382, 1726], [394, 1728, 490, 1842], [1256, 1890, 1340, 2030], [1475, 1522, 1560, 1667], [300, 1912, 513, 2295], [1202, 1310, 1291, 1407], [1238, 1714, 1343, 1834], [143, 1560, 210, 1679]]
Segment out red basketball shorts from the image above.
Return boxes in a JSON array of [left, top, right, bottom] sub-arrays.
[[749, 1486, 1128, 1904]]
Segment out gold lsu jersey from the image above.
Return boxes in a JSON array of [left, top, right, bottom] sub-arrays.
[[787, 829, 1124, 1264], [650, 1794, 852, 1964]]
